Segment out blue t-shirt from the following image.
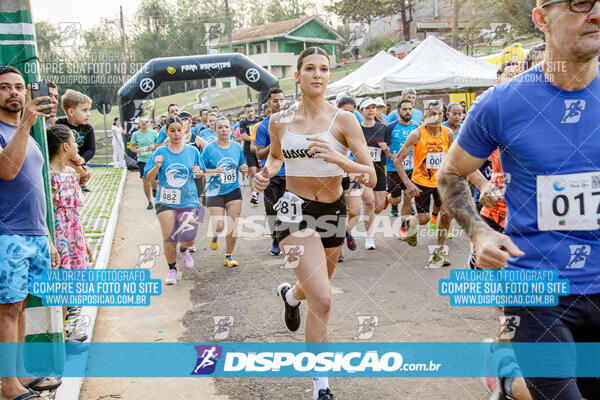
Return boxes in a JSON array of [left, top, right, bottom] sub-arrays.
[[387, 108, 423, 125], [441, 121, 462, 138], [157, 125, 167, 144], [254, 116, 285, 177], [353, 110, 364, 123], [457, 65, 600, 295], [201, 141, 246, 197], [190, 124, 205, 143], [144, 145, 204, 209], [199, 128, 217, 145], [385, 121, 418, 172], [0, 121, 47, 235]]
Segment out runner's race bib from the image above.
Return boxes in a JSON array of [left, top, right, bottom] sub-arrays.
[[160, 188, 181, 205], [139, 146, 152, 155], [274, 191, 304, 223], [537, 171, 600, 231], [403, 154, 414, 170], [368, 146, 382, 162], [426, 152, 444, 170], [220, 169, 237, 184]]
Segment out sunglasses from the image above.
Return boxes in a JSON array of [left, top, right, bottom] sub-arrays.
[[541, 0, 597, 13]]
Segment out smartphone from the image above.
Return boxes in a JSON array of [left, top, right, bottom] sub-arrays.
[[31, 81, 51, 115]]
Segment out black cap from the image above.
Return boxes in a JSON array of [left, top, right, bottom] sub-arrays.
[[179, 111, 192, 120]]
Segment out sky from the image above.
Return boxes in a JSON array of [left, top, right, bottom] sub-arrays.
[[30, 0, 143, 29]]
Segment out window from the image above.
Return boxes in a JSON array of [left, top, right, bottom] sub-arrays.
[[254, 44, 262, 54], [270, 41, 278, 53]]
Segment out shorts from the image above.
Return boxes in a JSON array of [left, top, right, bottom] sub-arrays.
[[275, 194, 347, 248], [414, 183, 441, 213], [137, 162, 146, 178], [244, 151, 258, 168], [0, 234, 51, 304], [154, 205, 203, 243], [342, 176, 361, 192], [387, 170, 413, 198], [373, 165, 386, 192], [504, 293, 600, 400], [206, 188, 242, 208]]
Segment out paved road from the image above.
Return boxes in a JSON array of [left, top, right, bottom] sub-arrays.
[[82, 173, 500, 399]]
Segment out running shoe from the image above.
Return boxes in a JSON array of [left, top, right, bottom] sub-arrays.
[[338, 252, 344, 262], [210, 236, 219, 250], [398, 225, 407, 241], [182, 250, 194, 269], [146, 202, 153, 210], [345, 230, 356, 251], [318, 388, 334, 400], [165, 269, 177, 285], [65, 330, 88, 343], [187, 246, 197, 253], [432, 249, 451, 266], [482, 339, 518, 400], [250, 192, 259, 205], [391, 204, 399, 217], [429, 213, 438, 230], [81, 184, 90, 193], [365, 236, 376, 250], [446, 232, 454, 239], [270, 241, 281, 256], [406, 223, 418, 247], [224, 255, 239, 267], [277, 282, 301, 332]]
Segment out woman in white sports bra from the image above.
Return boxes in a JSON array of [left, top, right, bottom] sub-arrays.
[[254, 47, 375, 400]]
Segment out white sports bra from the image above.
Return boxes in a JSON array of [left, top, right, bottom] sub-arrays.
[[280, 109, 347, 177]]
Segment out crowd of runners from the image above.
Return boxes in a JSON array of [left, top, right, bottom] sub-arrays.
[[1, 0, 600, 399]]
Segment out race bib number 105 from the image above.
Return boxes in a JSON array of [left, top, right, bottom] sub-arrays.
[[537, 172, 600, 231], [220, 169, 237, 184]]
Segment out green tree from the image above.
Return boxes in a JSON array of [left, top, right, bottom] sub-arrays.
[[34, 21, 60, 55], [265, 0, 312, 23]]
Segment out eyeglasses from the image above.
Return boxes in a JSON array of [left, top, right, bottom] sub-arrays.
[[541, 0, 597, 13]]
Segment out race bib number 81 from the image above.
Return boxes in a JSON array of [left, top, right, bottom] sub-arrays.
[[537, 172, 600, 231], [274, 192, 304, 223]]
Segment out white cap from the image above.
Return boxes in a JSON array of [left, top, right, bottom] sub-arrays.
[[360, 97, 376, 109], [335, 92, 349, 104], [374, 97, 386, 107]]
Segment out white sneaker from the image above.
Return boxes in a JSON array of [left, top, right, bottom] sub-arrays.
[[365, 236, 376, 250]]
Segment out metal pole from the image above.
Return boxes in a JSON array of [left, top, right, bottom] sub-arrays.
[[103, 104, 108, 165]]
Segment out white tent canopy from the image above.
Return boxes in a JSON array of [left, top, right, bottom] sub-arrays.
[[325, 51, 401, 98], [354, 36, 498, 95]]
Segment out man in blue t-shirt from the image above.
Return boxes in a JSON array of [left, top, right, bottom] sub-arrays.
[[0, 66, 61, 398], [156, 103, 180, 145], [439, 2, 600, 397], [254, 88, 287, 256], [441, 102, 463, 137], [387, 88, 423, 125], [384, 98, 418, 223]]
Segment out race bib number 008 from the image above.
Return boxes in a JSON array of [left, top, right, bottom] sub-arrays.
[[368, 146, 382, 162], [274, 192, 304, 223], [426, 152, 444, 170], [220, 170, 237, 184], [537, 172, 600, 231], [160, 188, 181, 205]]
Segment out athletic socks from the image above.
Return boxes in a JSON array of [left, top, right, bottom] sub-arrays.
[[285, 287, 300, 307], [168, 262, 177, 271], [313, 377, 329, 400]]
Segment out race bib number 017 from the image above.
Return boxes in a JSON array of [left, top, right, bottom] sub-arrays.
[[368, 146, 382, 162], [426, 152, 444, 170], [160, 188, 181, 205], [220, 170, 237, 184], [537, 172, 600, 231], [273, 192, 304, 223]]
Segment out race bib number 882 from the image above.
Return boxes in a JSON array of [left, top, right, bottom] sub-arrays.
[[537, 172, 600, 231]]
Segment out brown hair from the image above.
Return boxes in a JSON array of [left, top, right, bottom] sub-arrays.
[[61, 89, 91, 111], [296, 46, 330, 72]]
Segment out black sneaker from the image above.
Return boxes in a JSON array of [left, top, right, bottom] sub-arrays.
[[318, 388, 334, 400], [146, 202, 153, 210], [391, 204, 398, 217], [277, 282, 300, 332], [81, 184, 90, 192], [250, 193, 259, 205], [270, 241, 281, 256]]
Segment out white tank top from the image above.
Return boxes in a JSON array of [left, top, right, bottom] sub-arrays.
[[281, 109, 347, 177]]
